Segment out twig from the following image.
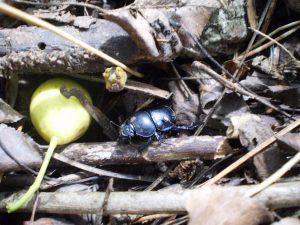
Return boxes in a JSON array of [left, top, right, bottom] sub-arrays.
[[60, 85, 118, 140], [68, 73, 172, 100], [246, 151, 300, 197], [170, 62, 193, 99], [29, 195, 40, 222], [53, 153, 154, 182], [0, 140, 40, 178], [192, 61, 293, 119], [61, 136, 231, 165], [259, 0, 277, 35], [0, 3, 144, 78], [1, 182, 300, 214], [237, 25, 300, 60], [249, 27, 296, 60], [133, 214, 176, 224], [249, 20, 300, 52], [12, 0, 107, 14], [97, 178, 114, 224], [203, 118, 300, 186], [234, 0, 273, 79], [145, 162, 178, 191]]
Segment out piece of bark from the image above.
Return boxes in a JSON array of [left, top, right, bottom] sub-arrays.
[[61, 136, 232, 166], [0, 181, 299, 214], [0, 18, 144, 75]]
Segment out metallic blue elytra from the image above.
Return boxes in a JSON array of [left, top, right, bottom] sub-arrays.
[[119, 106, 197, 141]]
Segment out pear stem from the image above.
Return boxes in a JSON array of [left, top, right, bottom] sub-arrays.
[[7, 136, 58, 213]]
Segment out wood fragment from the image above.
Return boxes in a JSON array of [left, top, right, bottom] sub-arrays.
[[0, 182, 299, 214], [0, 3, 144, 77], [61, 136, 232, 166], [66, 74, 172, 100]]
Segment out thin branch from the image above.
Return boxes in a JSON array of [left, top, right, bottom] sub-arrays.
[[192, 61, 293, 119], [53, 153, 154, 182], [259, 0, 277, 35], [247, 20, 300, 53], [249, 27, 296, 60], [11, 0, 107, 14], [237, 25, 300, 60], [1, 182, 300, 214], [171, 62, 193, 99]]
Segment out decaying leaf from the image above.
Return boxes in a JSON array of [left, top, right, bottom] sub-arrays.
[[277, 133, 300, 153], [0, 98, 24, 124], [193, 65, 224, 110], [227, 113, 285, 179], [270, 85, 300, 107], [227, 113, 278, 149], [103, 0, 248, 60], [0, 124, 42, 172], [186, 185, 272, 225], [169, 81, 200, 125]]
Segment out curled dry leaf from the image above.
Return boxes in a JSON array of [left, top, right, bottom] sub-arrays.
[[186, 185, 272, 225]]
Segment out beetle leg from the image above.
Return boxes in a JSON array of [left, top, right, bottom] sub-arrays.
[[138, 136, 154, 152], [154, 132, 163, 144]]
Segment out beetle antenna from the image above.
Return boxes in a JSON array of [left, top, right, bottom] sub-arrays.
[[110, 121, 120, 128]]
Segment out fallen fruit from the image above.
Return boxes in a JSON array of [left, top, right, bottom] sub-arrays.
[[6, 78, 92, 212]]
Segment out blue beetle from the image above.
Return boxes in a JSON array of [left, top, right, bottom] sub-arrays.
[[119, 106, 197, 144]]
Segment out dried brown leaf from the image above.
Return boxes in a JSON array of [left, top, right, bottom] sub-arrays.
[[186, 185, 272, 225]]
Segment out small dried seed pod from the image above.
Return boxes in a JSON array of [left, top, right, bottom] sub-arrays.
[[103, 66, 128, 92]]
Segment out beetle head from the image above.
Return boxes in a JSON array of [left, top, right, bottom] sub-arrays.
[[119, 122, 135, 139]]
